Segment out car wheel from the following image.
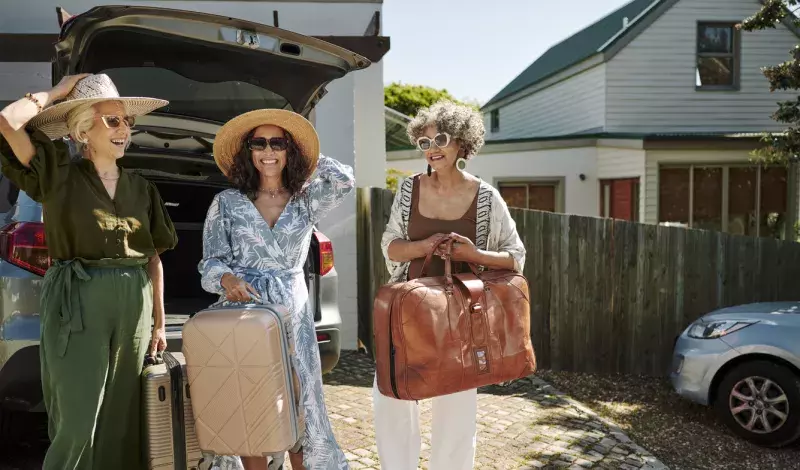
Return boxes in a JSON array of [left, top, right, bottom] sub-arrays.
[[714, 360, 800, 447]]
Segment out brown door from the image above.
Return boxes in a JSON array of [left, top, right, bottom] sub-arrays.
[[600, 178, 639, 221]]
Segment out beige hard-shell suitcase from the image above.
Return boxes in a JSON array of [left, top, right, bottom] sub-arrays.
[[182, 304, 304, 457], [142, 351, 207, 470]]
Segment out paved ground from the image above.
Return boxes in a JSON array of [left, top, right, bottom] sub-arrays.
[[320, 351, 665, 470], [539, 369, 800, 470], [0, 351, 665, 470]]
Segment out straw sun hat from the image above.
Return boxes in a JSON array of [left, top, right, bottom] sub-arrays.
[[27, 74, 168, 140], [212, 109, 320, 177]]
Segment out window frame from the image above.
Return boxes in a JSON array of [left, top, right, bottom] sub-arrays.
[[495, 177, 564, 212], [490, 109, 500, 133], [657, 163, 788, 238], [695, 21, 741, 91]]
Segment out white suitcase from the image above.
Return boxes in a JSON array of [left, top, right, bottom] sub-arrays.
[[181, 304, 304, 457]]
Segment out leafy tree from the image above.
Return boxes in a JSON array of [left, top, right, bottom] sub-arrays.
[[740, 2, 800, 240], [384, 82, 478, 117], [386, 168, 413, 193], [739, 1, 800, 164]]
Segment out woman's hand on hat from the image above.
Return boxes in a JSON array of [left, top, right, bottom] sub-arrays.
[[221, 273, 260, 303], [50, 73, 92, 101]]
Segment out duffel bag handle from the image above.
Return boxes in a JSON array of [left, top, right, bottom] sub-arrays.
[[417, 233, 454, 278], [418, 234, 484, 284]]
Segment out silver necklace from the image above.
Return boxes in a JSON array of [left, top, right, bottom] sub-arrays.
[[258, 187, 286, 198]]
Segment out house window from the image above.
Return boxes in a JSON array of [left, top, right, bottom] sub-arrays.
[[600, 178, 640, 221], [490, 109, 500, 133], [659, 168, 690, 225], [696, 22, 739, 90], [693, 167, 723, 231], [658, 164, 788, 237], [498, 181, 560, 212]]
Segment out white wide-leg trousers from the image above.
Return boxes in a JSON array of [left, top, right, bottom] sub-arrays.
[[371, 377, 477, 470]]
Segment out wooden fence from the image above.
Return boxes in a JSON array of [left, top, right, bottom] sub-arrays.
[[356, 187, 800, 376]]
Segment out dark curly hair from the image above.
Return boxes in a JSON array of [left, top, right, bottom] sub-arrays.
[[228, 128, 313, 200]]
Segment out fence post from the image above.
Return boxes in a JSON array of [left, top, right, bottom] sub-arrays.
[[356, 187, 394, 359], [356, 188, 374, 357]]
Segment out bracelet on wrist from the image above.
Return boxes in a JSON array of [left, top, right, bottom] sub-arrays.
[[24, 93, 43, 113]]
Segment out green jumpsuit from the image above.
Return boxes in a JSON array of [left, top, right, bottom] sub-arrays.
[[0, 129, 178, 470]]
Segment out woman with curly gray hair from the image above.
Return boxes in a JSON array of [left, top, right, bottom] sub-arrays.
[[372, 101, 526, 470]]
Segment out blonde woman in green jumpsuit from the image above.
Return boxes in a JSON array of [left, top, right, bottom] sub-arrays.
[[0, 73, 178, 469]]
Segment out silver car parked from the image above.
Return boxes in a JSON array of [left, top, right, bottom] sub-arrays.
[[671, 301, 800, 447]]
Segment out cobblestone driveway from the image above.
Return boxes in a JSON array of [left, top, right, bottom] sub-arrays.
[[0, 351, 667, 470], [319, 351, 666, 470]]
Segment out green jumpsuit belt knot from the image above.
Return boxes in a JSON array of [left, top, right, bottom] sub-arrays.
[[47, 257, 150, 358]]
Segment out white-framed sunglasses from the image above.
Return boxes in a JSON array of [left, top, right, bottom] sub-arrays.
[[416, 132, 451, 151], [100, 114, 136, 129]]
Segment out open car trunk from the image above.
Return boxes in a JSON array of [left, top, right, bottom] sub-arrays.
[[54, 5, 371, 119], [47, 5, 372, 321], [147, 178, 223, 316]]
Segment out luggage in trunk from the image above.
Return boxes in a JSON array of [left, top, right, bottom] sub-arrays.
[[142, 351, 205, 470], [374, 239, 537, 401], [181, 304, 304, 457]]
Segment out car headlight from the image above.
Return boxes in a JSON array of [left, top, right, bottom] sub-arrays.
[[686, 320, 757, 339]]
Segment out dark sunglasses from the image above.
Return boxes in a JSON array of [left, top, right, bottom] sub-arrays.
[[246, 136, 289, 151], [100, 115, 135, 129]]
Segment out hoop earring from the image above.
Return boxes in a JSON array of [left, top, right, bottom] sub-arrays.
[[426, 164, 432, 177], [456, 158, 467, 171]]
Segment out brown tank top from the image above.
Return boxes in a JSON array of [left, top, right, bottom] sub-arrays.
[[407, 175, 478, 280]]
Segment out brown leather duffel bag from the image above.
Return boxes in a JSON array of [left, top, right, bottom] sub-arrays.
[[374, 237, 536, 400]]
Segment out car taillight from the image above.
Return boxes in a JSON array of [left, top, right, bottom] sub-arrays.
[[0, 222, 50, 277], [314, 231, 334, 276]]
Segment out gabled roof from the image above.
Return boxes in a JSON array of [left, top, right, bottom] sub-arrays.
[[483, 0, 661, 108]]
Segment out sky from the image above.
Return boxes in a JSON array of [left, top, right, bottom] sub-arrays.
[[382, 0, 631, 105]]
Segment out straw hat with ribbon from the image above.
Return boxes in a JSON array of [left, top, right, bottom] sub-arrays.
[[27, 74, 168, 140], [212, 109, 320, 177]]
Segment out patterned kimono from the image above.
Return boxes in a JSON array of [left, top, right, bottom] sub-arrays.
[[198, 155, 354, 470], [381, 175, 527, 283]]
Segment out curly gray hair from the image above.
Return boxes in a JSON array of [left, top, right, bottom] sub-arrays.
[[406, 100, 485, 159]]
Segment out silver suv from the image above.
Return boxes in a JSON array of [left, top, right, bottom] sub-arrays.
[[0, 5, 379, 430]]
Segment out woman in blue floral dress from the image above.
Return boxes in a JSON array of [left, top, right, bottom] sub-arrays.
[[198, 109, 354, 470]]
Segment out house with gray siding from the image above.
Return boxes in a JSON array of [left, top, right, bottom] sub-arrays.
[[388, 0, 800, 239]]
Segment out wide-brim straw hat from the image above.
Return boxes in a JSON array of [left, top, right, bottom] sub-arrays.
[[27, 73, 168, 140], [213, 109, 320, 177]]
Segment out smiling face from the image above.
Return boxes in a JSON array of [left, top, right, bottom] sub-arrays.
[[249, 124, 288, 179], [84, 100, 133, 159], [421, 125, 462, 172]]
